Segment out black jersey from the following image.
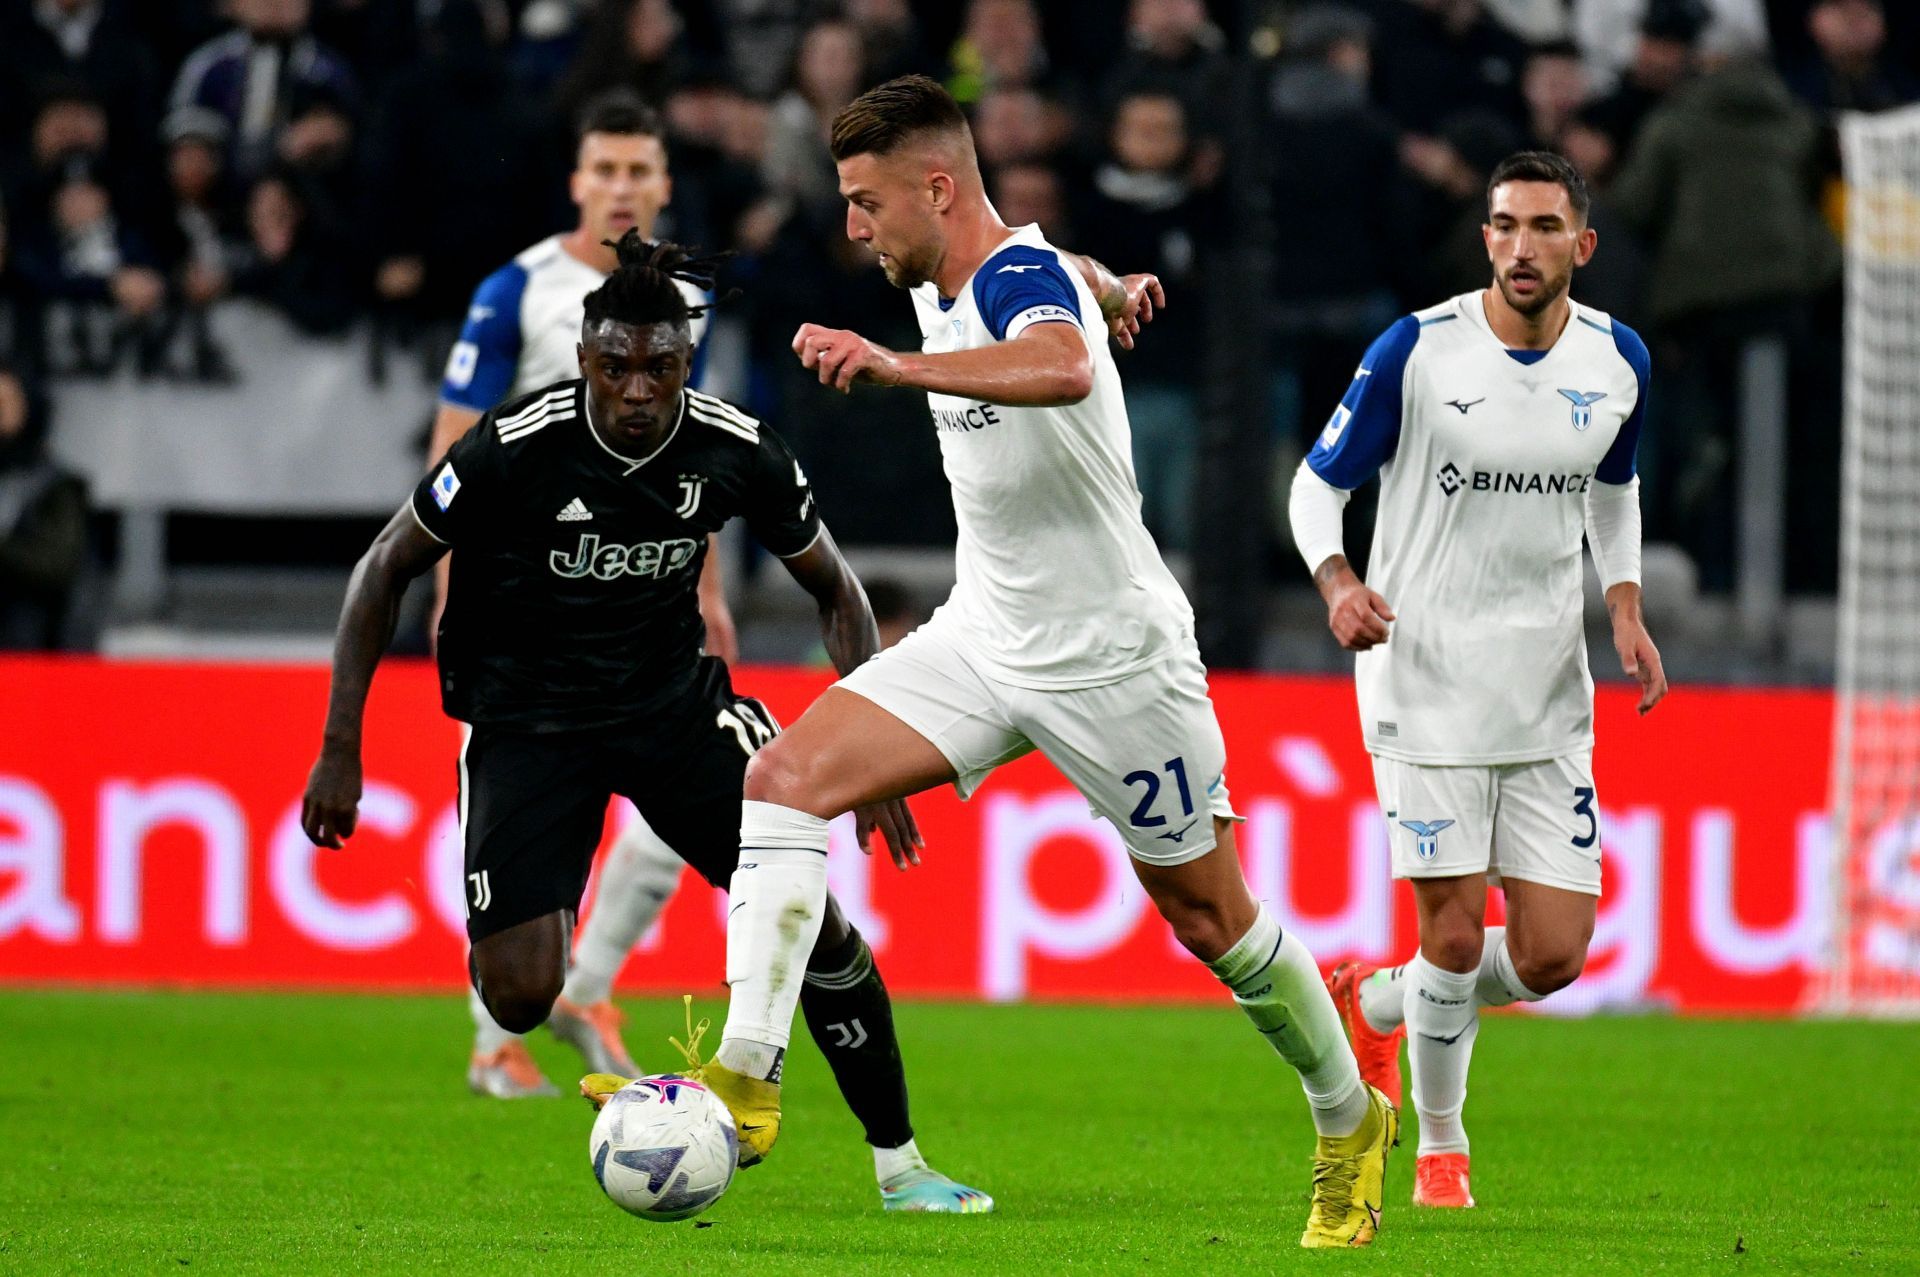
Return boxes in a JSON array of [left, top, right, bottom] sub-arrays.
[[410, 382, 821, 732]]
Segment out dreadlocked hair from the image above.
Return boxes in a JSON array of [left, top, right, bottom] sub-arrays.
[[581, 229, 734, 331]]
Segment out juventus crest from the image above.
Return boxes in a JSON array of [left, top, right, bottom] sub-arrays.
[[675, 473, 706, 518]]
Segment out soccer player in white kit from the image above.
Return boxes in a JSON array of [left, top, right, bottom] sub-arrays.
[[1287, 152, 1669, 1210], [429, 93, 730, 1099], [667, 76, 1397, 1248]]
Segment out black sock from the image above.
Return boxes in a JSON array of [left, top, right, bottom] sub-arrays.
[[799, 927, 913, 1150]]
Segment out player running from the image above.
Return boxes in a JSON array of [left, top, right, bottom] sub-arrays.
[[431, 91, 733, 1098], [1287, 151, 1668, 1209], [303, 237, 992, 1213], [640, 75, 1396, 1249]]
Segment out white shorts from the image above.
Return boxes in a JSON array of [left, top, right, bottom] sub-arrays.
[[836, 619, 1239, 866], [1370, 751, 1603, 896]]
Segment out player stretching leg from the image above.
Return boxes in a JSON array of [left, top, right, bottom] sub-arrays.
[[679, 76, 1394, 1248], [427, 92, 737, 1098], [304, 238, 989, 1213], [1288, 152, 1668, 1209]]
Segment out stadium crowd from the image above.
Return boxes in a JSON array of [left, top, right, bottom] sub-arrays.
[[2, 0, 1916, 648]]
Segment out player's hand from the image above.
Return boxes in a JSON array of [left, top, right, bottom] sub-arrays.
[[792, 323, 904, 393], [301, 745, 363, 849], [855, 798, 924, 871], [1614, 619, 1668, 715], [1327, 579, 1395, 651], [1106, 273, 1164, 351]]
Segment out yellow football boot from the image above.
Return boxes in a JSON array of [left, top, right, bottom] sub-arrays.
[[1299, 1085, 1400, 1248]]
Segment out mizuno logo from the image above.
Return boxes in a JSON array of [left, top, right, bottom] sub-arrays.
[[556, 497, 592, 522], [1157, 819, 1198, 844], [1445, 397, 1485, 414], [997, 263, 1043, 273], [1418, 1029, 1469, 1046]]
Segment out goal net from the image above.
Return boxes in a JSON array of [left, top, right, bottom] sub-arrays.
[[1831, 106, 1920, 1014]]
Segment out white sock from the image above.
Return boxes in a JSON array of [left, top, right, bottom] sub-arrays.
[[1406, 952, 1478, 1156], [469, 985, 519, 1053], [1208, 905, 1369, 1139], [873, 1137, 930, 1186], [716, 800, 829, 1082], [1358, 926, 1547, 1030], [561, 819, 685, 1007], [1474, 925, 1546, 1008]]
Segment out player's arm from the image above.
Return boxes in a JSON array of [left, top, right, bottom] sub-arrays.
[[1065, 252, 1163, 350], [793, 247, 1102, 405], [1586, 324, 1666, 713], [302, 504, 449, 848], [697, 536, 738, 664], [1288, 315, 1419, 651], [776, 524, 924, 869]]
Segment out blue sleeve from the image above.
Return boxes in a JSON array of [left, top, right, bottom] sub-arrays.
[[1305, 315, 1421, 490], [439, 263, 528, 411], [1599, 320, 1650, 484], [971, 245, 1082, 341]]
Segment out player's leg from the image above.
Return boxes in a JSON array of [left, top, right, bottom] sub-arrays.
[[1020, 651, 1394, 1247], [1404, 873, 1489, 1207], [459, 724, 611, 1095], [1490, 750, 1603, 1001], [548, 811, 687, 1075]]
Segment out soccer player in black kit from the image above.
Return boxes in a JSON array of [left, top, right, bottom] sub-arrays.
[[300, 236, 992, 1213]]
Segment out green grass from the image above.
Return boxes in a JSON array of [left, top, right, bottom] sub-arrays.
[[1, 993, 1916, 1274]]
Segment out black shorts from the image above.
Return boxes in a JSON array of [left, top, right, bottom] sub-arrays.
[[456, 659, 778, 942]]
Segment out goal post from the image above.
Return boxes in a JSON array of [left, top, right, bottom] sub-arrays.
[[1830, 105, 1920, 1014]]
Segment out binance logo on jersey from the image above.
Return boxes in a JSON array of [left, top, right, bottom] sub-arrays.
[[1436, 462, 1463, 496], [933, 402, 1002, 433], [551, 533, 700, 581]]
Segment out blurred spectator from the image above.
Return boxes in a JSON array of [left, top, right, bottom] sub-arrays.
[[765, 21, 867, 222], [362, 0, 541, 325], [0, 199, 48, 381], [1575, 0, 1770, 92], [947, 0, 1052, 105], [1267, 6, 1408, 452], [553, 0, 692, 121], [1523, 40, 1594, 149], [863, 577, 926, 649], [1108, 0, 1231, 140], [1481, 0, 1572, 42], [1075, 89, 1214, 549], [1371, 0, 1533, 131], [663, 78, 775, 253], [167, 0, 359, 187], [971, 87, 1074, 171], [0, 363, 89, 650], [1582, 0, 1708, 154], [153, 108, 241, 380], [1783, 0, 1920, 115], [1401, 110, 1525, 297], [229, 172, 357, 335], [0, 0, 161, 181], [1609, 52, 1839, 588], [715, 0, 816, 99], [991, 163, 1070, 240], [849, 0, 932, 86]]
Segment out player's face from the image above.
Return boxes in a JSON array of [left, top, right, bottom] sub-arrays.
[[837, 151, 946, 289], [578, 320, 691, 452], [572, 133, 673, 244], [1483, 181, 1597, 317]]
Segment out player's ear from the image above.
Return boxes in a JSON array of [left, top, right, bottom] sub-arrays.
[[928, 170, 955, 214], [576, 341, 587, 377], [1575, 225, 1598, 268]]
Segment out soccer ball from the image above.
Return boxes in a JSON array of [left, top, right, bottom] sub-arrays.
[[588, 1074, 738, 1222]]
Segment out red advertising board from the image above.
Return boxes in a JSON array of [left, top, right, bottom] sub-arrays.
[[0, 656, 1832, 1012]]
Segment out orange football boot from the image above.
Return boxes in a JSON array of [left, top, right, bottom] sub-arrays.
[[1413, 1152, 1475, 1208], [1327, 961, 1406, 1109]]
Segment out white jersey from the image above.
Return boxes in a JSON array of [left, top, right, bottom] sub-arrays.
[[1305, 291, 1649, 764], [440, 235, 711, 412], [907, 224, 1192, 688]]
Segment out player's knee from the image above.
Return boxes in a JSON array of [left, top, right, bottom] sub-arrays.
[[1423, 922, 1485, 975], [742, 738, 849, 819], [1512, 944, 1586, 996], [1159, 899, 1239, 964], [474, 955, 563, 1034]]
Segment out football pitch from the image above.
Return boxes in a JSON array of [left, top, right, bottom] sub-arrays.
[[3, 993, 1915, 1275]]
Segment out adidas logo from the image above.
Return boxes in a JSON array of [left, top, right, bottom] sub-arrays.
[[556, 498, 592, 522]]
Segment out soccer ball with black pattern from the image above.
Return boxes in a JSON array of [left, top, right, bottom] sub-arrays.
[[588, 1075, 737, 1221]]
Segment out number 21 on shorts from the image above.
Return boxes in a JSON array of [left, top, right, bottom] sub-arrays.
[[1124, 757, 1194, 829]]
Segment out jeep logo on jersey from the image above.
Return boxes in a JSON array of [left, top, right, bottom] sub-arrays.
[[1558, 388, 1608, 430], [550, 533, 700, 580], [1436, 461, 1463, 496]]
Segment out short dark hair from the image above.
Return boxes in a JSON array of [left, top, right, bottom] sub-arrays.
[[576, 89, 666, 148], [1486, 150, 1591, 223], [830, 74, 970, 162], [581, 230, 726, 335]]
